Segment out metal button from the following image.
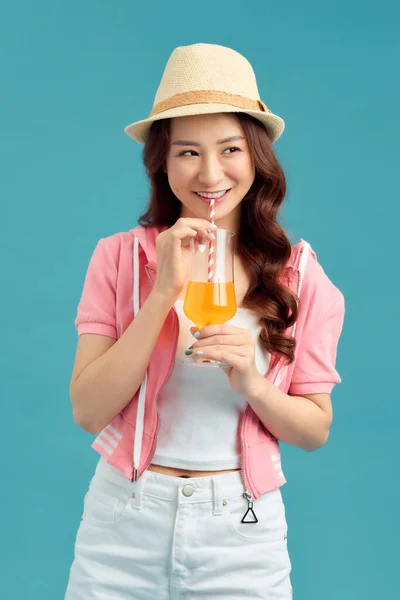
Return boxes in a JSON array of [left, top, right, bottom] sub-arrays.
[[182, 484, 195, 497]]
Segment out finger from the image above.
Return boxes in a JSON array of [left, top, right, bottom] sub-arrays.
[[193, 334, 247, 349], [174, 220, 217, 242], [176, 217, 217, 230], [195, 228, 214, 244], [171, 226, 214, 244], [192, 324, 248, 339], [190, 347, 247, 370], [191, 345, 248, 359]]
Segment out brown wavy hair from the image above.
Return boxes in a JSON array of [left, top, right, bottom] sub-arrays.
[[139, 113, 299, 365]]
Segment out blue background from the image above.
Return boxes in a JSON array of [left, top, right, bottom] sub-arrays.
[[2, 1, 398, 598]]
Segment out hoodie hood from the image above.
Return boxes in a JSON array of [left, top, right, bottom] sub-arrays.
[[128, 224, 167, 264]]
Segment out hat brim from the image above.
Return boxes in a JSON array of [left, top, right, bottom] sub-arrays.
[[124, 103, 285, 145]]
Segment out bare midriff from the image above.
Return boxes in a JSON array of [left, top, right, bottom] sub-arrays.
[[148, 464, 241, 478]]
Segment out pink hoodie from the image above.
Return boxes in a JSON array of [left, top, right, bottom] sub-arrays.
[[75, 225, 345, 501]]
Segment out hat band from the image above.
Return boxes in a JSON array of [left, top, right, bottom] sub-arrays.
[[149, 90, 271, 117]]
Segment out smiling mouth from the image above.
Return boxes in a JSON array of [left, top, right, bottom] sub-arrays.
[[194, 189, 232, 203]]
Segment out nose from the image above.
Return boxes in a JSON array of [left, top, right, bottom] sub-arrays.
[[197, 156, 224, 188]]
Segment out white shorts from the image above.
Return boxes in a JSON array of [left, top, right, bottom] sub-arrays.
[[65, 457, 292, 599]]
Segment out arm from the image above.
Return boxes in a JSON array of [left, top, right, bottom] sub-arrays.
[[245, 287, 344, 450], [243, 377, 332, 452], [70, 289, 173, 434], [188, 276, 344, 451], [244, 295, 343, 450], [70, 218, 215, 435]]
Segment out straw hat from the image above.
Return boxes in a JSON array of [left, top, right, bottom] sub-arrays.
[[124, 43, 285, 145]]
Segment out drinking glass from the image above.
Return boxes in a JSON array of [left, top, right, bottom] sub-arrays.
[[182, 228, 237, 367]]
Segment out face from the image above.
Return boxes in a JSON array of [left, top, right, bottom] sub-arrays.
[[164, 113, 255, 230]]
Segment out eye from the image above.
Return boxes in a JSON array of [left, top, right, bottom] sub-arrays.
[[178, 150, 198, 157], [223, 146, 241, 154], [178, 146, 241, 157]]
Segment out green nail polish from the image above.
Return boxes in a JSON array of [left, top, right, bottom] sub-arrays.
[[185, 350, 193, 356]]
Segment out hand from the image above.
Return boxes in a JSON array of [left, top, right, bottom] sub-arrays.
[[153, 217, 216, 302], [189, 324, 264, 397]]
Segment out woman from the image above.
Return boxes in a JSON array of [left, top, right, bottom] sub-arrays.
[[65, 43, 345, 599]]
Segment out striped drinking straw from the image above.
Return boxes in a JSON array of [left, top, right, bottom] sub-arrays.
[[208, 198, 215, 282]]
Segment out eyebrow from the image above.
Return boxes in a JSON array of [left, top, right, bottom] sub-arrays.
[[171, 135, 245, 146]]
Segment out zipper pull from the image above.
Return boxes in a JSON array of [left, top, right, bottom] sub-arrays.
[[241, 490, 258, 524]]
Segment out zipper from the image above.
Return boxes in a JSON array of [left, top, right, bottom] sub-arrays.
[[238, 403, 258, 523], [133, 264, 180, 481], [237, 324, 280, 521], [236, 245, 306, 516]]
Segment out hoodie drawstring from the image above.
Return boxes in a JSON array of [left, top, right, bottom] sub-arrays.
[[132, 237, 148, 481]]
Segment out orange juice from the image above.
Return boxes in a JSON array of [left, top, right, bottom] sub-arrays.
[[183, 281, 237, 328]]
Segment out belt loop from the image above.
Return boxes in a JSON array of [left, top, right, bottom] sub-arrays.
[[131, 470, 150, 510], [212, 477, 223, 516]]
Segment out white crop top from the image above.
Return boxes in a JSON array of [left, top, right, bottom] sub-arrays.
[[152, 300, 271, 471]]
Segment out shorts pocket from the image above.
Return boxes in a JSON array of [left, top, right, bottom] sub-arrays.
[[225, 488, 288, 542], [82, 484, 128, 526]]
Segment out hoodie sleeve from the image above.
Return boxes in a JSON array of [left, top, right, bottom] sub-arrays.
[[288, 260, 345, 396], [74, 236, 119, 339]]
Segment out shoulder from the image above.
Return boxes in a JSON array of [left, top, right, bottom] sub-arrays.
[[95, 229, 132, 251], [88, 225, 166, 272], [91, 225, 162, 259], [297, 239, 345, 319]]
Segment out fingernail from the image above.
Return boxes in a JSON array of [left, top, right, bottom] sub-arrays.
[[210, 224, 217, 229], [194, 331, 201, 339], [196, 351, 204, 356], [185, 350, 193, 356]]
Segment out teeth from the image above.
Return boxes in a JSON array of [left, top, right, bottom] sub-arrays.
[[196, 190, 227, 199]]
